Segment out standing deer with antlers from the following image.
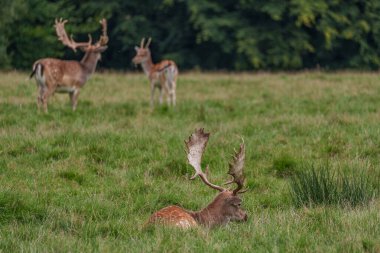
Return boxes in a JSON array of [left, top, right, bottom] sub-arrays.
[[146, 128, 248, 229], [30, 18, 109, 112], [132, 38, 178, 107]]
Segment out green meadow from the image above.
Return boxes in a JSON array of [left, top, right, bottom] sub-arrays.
[[0, 72, 379, 252]]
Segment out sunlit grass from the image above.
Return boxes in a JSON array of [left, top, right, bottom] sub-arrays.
[[0, 71, 379, 252]]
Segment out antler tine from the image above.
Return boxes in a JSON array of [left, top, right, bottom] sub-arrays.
[[100, 19, 107, 36], [55, 18, 75, 51], [88, 34, 93, 45], [224, 139, 247, 195], [56, 18, 67, 25], [145, 37, 152, 48], [97, 18, 109, 46], [140, 38, 145, 48], [185, 128, 226, 192], [54, 18, 91, 52]]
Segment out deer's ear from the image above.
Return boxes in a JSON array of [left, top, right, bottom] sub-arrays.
[[135, 46, 139, 52]]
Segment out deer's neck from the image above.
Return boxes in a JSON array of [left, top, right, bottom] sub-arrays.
[[191, 203, 228, 228], [80, 52, 100, 75], [140, 57, 154, 77]]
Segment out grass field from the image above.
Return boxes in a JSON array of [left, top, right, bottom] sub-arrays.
[[0, 71, 380, 252]]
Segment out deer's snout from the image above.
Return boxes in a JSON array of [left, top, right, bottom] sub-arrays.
[[238, 209, 248, 222], [132, 58, 140, 67]]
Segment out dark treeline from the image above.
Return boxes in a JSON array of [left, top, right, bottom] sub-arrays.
[[2, 0, 380, 71]]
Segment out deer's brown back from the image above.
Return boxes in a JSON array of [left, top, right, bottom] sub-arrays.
[[37, 58, 86, 88], [152, 60, 176, 72], [150, 60, 178, 84], [147, 205, 198, 228]]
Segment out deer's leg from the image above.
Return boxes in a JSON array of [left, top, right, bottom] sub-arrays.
[[166, 89, 171, 106], [167, 80, 176, 106], [166, 69, 177, 106], [171, 93, 176, 106], [171, 83, 176, 106], [41, 89, 51, 113], [165, 80, 176, 106], [36, 80, 47, 112], [150, 82, 156, 107], [159, 86, 164, 105], [160, 81, 169, 106], [69, 92, 74, 107], [69, 89, 80, 111], [37, 87, 44, 112]]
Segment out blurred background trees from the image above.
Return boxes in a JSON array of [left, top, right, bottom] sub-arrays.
[[1, 0, 380, 71]]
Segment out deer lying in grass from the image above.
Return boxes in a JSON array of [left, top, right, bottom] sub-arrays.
[[146, 128, 248, 228], [132, 38, 178, 107], [30, 18, 108, 112]]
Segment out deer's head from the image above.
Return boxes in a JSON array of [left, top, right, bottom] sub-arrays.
[[207, 191, 247, 224], [54, 18, 109, 62], [132, 37, 152, 65], [185, 129, 248, 227]]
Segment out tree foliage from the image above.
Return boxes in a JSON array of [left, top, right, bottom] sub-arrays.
[[1, 0, 380, 70]]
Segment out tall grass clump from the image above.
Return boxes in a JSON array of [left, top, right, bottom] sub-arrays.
[[290, 164, 377, 207]]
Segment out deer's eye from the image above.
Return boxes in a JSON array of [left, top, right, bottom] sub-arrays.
[[233, 203, 241, 207]]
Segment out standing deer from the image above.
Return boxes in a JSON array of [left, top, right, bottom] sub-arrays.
[[146, 128, 248, 229], [132, 38, 178, 107], [30, 18, 109, 112]]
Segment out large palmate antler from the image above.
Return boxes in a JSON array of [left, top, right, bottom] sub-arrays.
[[225, 141, 247, 194], [185, 129, 247, 194], [55, 18, 108, 51], [55, 18, 91, 52], [185, 128, 225, 192]]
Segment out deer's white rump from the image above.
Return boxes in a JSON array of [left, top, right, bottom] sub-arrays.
[[30, 18, 108, 112], [132, 38, 178, 107]]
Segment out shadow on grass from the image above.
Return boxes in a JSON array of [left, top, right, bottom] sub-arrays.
[[0, 191, 47, 224], [58, 171, 85, 185]]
